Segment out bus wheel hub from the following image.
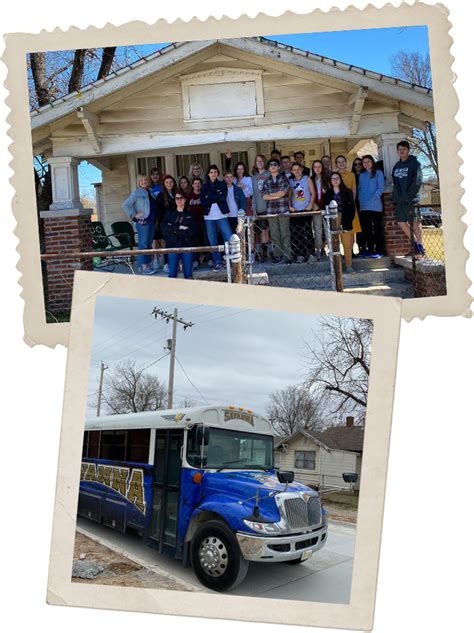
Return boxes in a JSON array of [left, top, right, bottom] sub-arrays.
[[199, 536, 228, 576]]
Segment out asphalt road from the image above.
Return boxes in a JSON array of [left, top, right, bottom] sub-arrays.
[[77, 517, 355, 603]]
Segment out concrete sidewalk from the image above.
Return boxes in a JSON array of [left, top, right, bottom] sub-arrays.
[[77, 517, 355, 603]]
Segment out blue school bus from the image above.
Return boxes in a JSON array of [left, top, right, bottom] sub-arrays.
[[79, 405, 328, 591]]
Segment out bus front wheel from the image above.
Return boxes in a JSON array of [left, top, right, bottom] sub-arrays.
[[190, 520, 249, 592]]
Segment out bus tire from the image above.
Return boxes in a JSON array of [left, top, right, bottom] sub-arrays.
[[190, 520, 249, 592]]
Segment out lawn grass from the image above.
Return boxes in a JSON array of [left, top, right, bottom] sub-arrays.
[[422, 227, 445, 261], [321, 490, 359, 511]]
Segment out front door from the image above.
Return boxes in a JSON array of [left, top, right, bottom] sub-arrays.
[[148, 430, 183, 552]]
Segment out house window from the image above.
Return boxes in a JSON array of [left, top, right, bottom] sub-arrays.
[[294, 451, 316, 470], [136, 156, 165, 177], [274, 451, 282, 467], [175, 153, 211, 179], [181, 68, 264, 122]]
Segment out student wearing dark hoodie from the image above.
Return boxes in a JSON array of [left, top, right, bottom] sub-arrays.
[[392, 140, 424, 258]]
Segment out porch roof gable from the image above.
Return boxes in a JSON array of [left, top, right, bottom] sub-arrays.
[[30, 36, 434, 132]]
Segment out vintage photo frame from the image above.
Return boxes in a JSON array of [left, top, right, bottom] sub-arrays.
[[48, 271, 401, 629], [3, 2, 470, 348]]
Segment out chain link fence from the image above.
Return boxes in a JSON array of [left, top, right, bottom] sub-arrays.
[[236, 209, 341, 291], [408, 204, 446, 297]]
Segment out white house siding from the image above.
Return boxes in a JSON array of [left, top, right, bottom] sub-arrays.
[[355, 455, 362, 491], [320, 449, 359, 490], [275, 434, 362, 490], [278, 435, 321, 488], [100, 156, 130, 231]]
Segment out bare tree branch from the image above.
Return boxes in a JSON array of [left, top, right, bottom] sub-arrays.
[[97, 47, 117, 80], [102, 360, 167, 415], [266, 385, 324, 437], [304, 317, 372, 423]]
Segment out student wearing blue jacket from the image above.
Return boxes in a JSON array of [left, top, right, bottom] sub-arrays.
[[358, 155, 386, 258], [201, 165, 232, 271], [224, 170, 246, 234], [122, 174, 156, 275]]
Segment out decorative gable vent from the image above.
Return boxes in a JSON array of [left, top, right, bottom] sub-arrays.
[[180, 67, 264, 122]]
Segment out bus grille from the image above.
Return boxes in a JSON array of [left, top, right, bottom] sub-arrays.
[[283, 496, 321, 529]]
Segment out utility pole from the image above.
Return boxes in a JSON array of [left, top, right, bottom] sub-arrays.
[[96, 361, 108, 417], [151, 307, 194, 409]]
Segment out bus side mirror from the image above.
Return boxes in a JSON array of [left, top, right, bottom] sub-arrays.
[[277, 471, 295, 484], [342, 472, 358, 483], [196, 426, 210, 446]]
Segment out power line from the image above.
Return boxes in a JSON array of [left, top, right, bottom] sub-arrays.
[[175, 354, 209, 404], [193, 308, 251, 327], [141, 352, 170, 372], [92, 313, 157, 355]]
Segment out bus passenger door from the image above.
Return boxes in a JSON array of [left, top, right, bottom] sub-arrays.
[[148, 430, 183, 553]]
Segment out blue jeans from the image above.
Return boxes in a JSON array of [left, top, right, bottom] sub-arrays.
[[205, 218, 233, 265], [135, 221, 154, 267], [168, 252, 193, 279]]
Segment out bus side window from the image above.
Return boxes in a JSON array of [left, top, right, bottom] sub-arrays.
[[88, 431, 100, 459], [82, 431, 89, 458], [100, 430, 127, 462], [126, 429, 151, 463]]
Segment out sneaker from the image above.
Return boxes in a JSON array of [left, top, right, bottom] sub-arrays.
[[193, 260, 199, 270], [345, 266, 355, 274], [307, 254, 317, 264], [371, 253, 383, 259], [213, 262, 225, 272], [152, 258, 160, 270], [272, 256, 282, 264], [208, 259, 214, 269], [163, 263, 169, 273], [296, 255, 305, 263], [415, 243, 426, 258], [142, 267, 157, 275]]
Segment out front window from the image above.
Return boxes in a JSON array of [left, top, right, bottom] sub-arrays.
[[294, 450, 316, 470], [187, 427, 273, 470]]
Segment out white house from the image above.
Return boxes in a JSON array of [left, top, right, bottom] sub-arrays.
[[274, 418, 364, 490], [31, 36, 434, 231]]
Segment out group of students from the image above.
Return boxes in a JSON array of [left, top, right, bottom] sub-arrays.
[[122, 140, 424, 277]]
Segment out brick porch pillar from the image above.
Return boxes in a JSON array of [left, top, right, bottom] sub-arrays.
[[376, 133, 411, 258], [40, 157, 93, 314], [382, 191, 411, 257]]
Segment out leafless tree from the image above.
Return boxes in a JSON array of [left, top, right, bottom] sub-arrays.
[[305, 317, 373, 424], [390, 50, 438, 186], [178, 396, 197, 408], [102, 360, 167, 415], [266, 385, 324, 437]]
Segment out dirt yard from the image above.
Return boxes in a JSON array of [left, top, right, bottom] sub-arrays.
[[72, 531, 193, 591], [320, 491, 358, 524]]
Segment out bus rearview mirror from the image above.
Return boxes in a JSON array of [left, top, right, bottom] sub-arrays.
[[196, 426, 210, 446], [277, 471, 295, 484]]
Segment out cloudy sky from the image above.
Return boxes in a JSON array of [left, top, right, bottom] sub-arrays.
[[87, 297, 331, 418]]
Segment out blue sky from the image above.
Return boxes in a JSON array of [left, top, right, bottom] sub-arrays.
[[78, 26, 430, 198]]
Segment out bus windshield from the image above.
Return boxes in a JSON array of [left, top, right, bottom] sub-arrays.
[[187, 427, 273, 470]]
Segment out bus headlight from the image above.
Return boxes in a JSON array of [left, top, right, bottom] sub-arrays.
[[243, 520, 281, 534]]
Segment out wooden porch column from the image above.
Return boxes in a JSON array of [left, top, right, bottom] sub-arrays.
[[40, 156, 93, 314]]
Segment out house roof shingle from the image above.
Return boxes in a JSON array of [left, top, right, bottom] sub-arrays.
[[304, 426, 364, 453]]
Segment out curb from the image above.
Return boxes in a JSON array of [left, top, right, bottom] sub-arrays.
[[76, 526, 203, 592]]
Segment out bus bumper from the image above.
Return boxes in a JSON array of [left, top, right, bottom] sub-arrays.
[[236, 523, 328, 562]]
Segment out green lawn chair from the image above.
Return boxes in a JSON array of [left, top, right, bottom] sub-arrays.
[[90, 221, 133, 270]]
